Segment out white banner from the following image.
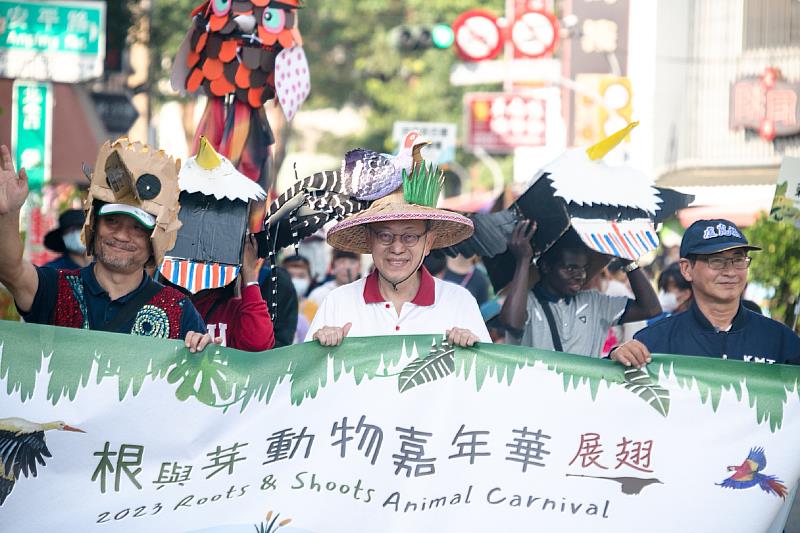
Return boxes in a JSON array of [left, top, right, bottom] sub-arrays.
[[1, 321, 799, 532]]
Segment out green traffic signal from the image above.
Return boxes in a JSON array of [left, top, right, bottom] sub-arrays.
[[431, 23, 455, 49], [390, 24, 454, 51]]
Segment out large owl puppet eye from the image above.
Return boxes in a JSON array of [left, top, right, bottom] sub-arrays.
[[211, 0, 232, 17], [262, 8, 286, 34]]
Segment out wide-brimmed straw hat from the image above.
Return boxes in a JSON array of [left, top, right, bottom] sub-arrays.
[[327, 164, 474, 254]]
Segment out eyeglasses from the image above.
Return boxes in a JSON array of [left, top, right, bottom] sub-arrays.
[[371, 229, 427, 247], [697, 255, 751, 270]]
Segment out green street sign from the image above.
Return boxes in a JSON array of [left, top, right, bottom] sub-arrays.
[[0, 1, 105, 82], [11, 80, 52, 191]]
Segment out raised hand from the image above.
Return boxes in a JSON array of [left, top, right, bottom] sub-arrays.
[[508, 219, 537, 263], [0, 145, 29, 215], [240, 234, 262, 284]]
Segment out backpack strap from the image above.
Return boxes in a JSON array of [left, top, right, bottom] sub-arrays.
[[534, 291, 563, 352]]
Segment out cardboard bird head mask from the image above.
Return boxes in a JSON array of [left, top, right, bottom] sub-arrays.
[[158, 137, 267, 293], [82, 138, 182, 269], [476, 122, 693, 293], [517, 122, 664, 263]]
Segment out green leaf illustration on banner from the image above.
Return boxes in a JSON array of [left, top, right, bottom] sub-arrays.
[[95, 343, 176, 401], [661, 359, 797, 432], [0, 340, 43, 402], [622, 367, 670, 417], [44, 346, 95, 405], [2, 322, 800, 432], [459, 342, 621, 401], [166, 351, 233, 405], [398, 339, 455, 393]]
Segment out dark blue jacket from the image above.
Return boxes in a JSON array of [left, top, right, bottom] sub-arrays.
[[22, 265, 206, 340], [634, 302, 800, 365]]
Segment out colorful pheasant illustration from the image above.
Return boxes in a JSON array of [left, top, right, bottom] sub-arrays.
[[717, 447, 788, 499]]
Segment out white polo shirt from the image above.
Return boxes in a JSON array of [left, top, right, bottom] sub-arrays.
[[305, 268, 492, 343]]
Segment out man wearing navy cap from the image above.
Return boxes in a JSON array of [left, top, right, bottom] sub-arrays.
[[611, 218, 800, 367]]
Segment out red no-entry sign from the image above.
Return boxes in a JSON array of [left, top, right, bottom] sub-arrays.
[[452, 9, 503, 62], [511, 9, 559, 59]]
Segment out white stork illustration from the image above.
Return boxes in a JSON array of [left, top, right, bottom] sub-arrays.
[[0, 417, 85, 505]]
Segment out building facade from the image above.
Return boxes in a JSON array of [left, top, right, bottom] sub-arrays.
[[628, 0, 800, 224]]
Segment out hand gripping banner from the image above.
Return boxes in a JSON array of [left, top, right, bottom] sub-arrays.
[[1, 320, 799, 532]]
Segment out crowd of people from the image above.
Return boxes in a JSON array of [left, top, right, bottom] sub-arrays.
[[0, 140, 798, 368]]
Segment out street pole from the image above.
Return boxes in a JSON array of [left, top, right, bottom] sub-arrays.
[[144, 0, 154, 145]]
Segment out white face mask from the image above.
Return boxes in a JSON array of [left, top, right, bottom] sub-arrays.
[[291, 277, 310, 296], [658, 290, 678, 313], [62, 229, 86, 254]]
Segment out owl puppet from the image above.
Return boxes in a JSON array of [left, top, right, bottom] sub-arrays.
[[172, 0, 309, 188]]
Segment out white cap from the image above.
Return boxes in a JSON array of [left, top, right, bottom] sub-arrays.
[[97, 203, 156, 229]]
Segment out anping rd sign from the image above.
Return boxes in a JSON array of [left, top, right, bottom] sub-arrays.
[[0, 0, 106, 82]]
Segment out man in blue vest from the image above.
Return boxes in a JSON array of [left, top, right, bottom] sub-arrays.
[[0, 143, 213, 352], [611, 219, 800, 367]]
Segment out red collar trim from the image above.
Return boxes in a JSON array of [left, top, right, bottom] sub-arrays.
[[363, 270, 383, 303], [362, 267, 436, 306]]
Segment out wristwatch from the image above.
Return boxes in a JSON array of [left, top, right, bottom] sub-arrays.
[[623, 261, 640, 273]]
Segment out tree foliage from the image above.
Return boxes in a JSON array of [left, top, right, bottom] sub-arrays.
[[745, 214, 800, 329], [303, 0, 503, 151], [140, 1, 509, 186], [149, 0, 200, 87]]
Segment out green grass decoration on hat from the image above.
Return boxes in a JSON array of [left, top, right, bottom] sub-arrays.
[[402, 162, 444, 207]]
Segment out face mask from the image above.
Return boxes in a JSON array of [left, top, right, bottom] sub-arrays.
[[292, 277, 310, 296], [658, 290, 678, 313], [62, 230, 86, 254]]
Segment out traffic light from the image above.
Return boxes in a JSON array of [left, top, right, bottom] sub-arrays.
[[574, 74, 633, 145], [390, 24, 454, 51], [597, 76, 633, 137], [430, 23, 455, 48]]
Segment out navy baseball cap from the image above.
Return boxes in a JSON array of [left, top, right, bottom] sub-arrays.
[[679, 219, 761, 257]]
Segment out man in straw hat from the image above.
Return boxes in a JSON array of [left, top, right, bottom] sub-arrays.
[[306, 163, 490, 347]]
